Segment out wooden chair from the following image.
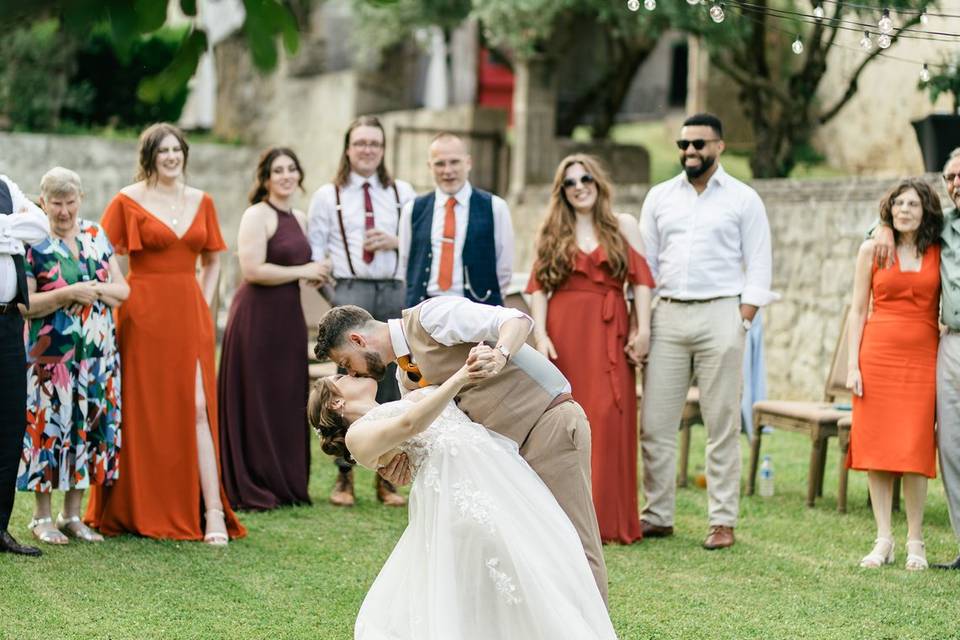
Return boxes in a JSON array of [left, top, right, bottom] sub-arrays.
[[748, 309, 851, 507]]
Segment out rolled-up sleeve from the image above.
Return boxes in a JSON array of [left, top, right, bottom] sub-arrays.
[[419, 297, 531, 346], [739, 191, 779, 307]]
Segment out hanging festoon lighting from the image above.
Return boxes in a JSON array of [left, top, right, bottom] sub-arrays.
[[878, 8, 894, 34], [644, 0, 657, 10], [860, 30, 874, 51], [920, 63, 931, 82], [877, 32, 892, 48], [813, 3, 825, 20], [792, 35, 804, 55], [709, 1, 725, 23], [627, 0, 640, 11]]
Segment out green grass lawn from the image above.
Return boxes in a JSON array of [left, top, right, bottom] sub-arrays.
[[1, 426, 957, 640]]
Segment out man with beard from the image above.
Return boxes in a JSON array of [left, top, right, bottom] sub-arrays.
[[873, 147, 960, 569], [638, 113, 777, 550]]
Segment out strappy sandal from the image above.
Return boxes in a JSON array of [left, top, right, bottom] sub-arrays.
[[203, 508, 228, 547], [859, 537, 894, 568], [28, 516, 69, 545], [56, 513, 104, 542], [905, 539, 928, 571]]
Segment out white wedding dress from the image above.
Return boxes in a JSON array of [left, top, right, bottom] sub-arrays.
[[354, 391, 617, 640]]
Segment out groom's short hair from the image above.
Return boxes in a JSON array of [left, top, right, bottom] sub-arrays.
[[314, 305, 375, 361]]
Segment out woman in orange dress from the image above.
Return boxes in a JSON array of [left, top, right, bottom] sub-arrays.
[[847, 178, 943, 570], [84, 123, 245, 544], [526, 154, 654, 544]]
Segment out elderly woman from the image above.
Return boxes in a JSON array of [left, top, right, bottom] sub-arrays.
[[16, 167, 128, 544], [848, 178, 944, 570], [525, 155, 654, 545]]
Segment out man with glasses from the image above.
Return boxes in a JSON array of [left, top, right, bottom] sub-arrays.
[[639, 113, 777, 550], [398, 132, 514, 308], [308, 115, 416, 507], [873, 147, 960, 569]]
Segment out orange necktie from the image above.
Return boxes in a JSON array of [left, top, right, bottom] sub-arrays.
[[396, 355, 429, 387], [438, 197, 456, 291]]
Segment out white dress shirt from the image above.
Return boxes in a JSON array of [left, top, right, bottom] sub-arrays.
[[307, 172, 416, 280], [0, 175, 50, 302], [398, 181, 514, 298], [639, 164, 778, 307]]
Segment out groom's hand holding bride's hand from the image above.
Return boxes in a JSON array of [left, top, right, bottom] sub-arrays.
[[466, 345, 506, 379]]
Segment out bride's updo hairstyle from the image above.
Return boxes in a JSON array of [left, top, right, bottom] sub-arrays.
[[308, 377, 355, 464]]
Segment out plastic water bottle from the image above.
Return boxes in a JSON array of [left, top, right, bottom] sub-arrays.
[[759, 456, 774, 497]]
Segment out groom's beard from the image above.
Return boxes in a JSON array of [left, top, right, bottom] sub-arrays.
[[365, 351, 387, 381]]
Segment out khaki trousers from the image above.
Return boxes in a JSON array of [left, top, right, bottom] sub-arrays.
[[520, 401, 608, 603], [641, 297, 745, 528]]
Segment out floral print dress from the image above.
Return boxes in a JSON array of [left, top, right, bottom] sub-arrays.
[[17, 219, 121, 493]]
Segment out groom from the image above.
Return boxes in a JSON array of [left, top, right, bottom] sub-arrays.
[[314, 296, 608, 601]]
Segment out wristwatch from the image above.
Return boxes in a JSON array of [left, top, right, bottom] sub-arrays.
[[495, 344, 511, 363], [740, 317, 753, 332]]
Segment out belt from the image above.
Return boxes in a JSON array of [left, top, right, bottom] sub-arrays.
[[545, 392, 574, 412], [0, 302, 21, 315], [658, 295, 736, 304]]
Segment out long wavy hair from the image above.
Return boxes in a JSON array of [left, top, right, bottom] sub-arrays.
[[532, 154, 626, 292], [248, 147, 305, 205], [135, 122, 189, 183], [307, 377, 355, 464], [333, 116, 393, 189], [879, 178, 944, 257]]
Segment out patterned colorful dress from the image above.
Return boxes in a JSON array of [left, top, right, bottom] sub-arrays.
[[17, 219, 121, 493]]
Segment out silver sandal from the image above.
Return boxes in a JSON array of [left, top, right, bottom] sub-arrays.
[[56, 513, 104, 542], [28, 516, 69, 545]]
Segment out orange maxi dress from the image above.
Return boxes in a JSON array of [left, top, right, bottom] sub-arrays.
[[849, 243, 940, 478], [84, 193, 246, 539], [526, 243, 654, 544]]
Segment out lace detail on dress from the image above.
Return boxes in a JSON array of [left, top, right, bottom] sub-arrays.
[[485, 558, 522, 605], [452, 479, 497, 533]]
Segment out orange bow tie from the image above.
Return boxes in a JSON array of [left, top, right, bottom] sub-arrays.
[[396, 355, 429, 387]]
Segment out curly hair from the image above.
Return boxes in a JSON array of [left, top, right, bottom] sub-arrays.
[[314, 305, 374, 361], [532, 154, 626, 292], [135, 122, 189, 183], [879, 178, 944, 257], [248, 147, 305, 205], [307, 377, 355, 463]]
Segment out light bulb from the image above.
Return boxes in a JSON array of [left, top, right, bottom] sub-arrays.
[[920, 64, 931, 83], [920, 11, 928, 25], [860, 31, 873, 51], [877, 33, 891, 48], [627, 0, 640, 11], [644, 0, 656, 9], [813, 4, 824, 19], [687, 0, 700, 4], [709, 2, 725, 22], [878, 8, 893, 34], [792, 36, 804, 55]]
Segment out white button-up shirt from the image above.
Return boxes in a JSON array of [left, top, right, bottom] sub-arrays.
[[639, 165, 778, 307], [398, 181, 514, 299], [0, 175, 49, 303], [307, 172, 416, 280]]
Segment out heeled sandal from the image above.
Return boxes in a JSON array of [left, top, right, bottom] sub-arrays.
[[56, 513, 104, 542], [905, 539, 928, 571], [28, 516, 69, 545], [203, 508, 228, 547], [859, 537, 894, 568]]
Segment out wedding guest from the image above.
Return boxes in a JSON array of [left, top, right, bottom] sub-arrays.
[[398, 132, 515, 308], [639, 113, 777, 550], [0, 175, 48, 557], [853, 180, 943, 569], [219, 148, 328, 510], [84, 122, 245, 544], [17, 168, 126, 545], [307, 116, 414, 507], [526, 154, 653, 544]]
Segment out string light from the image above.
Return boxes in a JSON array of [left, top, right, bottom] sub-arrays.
[[710, 1, 726, 23], [920, 63, 931, 82], [859, 30, 873, 51], [627, 0, 640, 11], [792, 35, 804, 54], [644, 0, 657, 9], [878, 8, 893, 34], [877, 32, 891, 48], [813, 3, 825, 20]]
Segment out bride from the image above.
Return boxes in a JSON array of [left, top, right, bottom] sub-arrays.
[[309, 353, 617, 640]]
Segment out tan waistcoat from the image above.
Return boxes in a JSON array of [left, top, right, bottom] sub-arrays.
[[401, 305, 570, 445]]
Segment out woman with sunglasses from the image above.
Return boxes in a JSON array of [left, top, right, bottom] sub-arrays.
[[526, 154, 654, 544]]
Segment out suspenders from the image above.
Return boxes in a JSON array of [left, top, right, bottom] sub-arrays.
[[334, 182, 403, 278]]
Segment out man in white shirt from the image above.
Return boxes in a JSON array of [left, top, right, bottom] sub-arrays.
[[308, 116, 416, 507], [0, 175, 49, 557], [639, 114, 777, 550], [398, 133, 514, 307]]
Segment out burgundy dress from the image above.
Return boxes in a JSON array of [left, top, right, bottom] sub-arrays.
[[218, 205, 312, 510], [527, 242, 654, 544]]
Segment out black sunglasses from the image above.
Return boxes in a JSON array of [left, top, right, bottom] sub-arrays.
[[562, 174, 596, 189], [676, 138, 719, 151]]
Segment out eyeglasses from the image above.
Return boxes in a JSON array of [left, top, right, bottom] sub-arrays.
[[562, 174, 596, 189], [676, 139, 719, 151], [944, 172, 959, 183], [350, 140, 384, 150]]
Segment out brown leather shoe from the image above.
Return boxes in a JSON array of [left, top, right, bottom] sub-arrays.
[[329, 469, 355, 507], [641, 520, 674, 538], [703, 525, 735, 550], [376, 475, 407, 507]]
